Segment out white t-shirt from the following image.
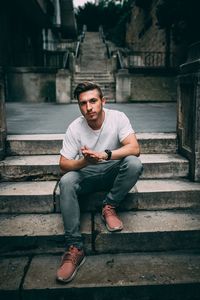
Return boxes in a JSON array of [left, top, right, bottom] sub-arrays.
[[60, 108, 135, 160]]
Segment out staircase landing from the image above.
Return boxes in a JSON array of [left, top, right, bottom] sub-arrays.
[[5, 102, 176, 134]]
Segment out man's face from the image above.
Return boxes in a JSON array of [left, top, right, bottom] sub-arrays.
[[78, 89, 105, 123]]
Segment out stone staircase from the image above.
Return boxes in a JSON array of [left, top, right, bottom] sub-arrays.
[[72, 31, 116, 101], [0, 132, 200, 299]]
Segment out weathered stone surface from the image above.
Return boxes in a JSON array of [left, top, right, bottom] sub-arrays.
[[6, 134, 64, 155], [0, 256, 28, 300], [6, 133, 177, 155], [94, 210, 200, 253], [130, 74, 177, 102], [0, 181, 57, 213], [135, 179, 200, 210], [6, 67, 57, 102], [140, 153, 189, 179], [116, 69, 131, 102], [0, 154, 189, 181], [56, 70, 71, 103], [22, 253, 200, 300], [137, 132, 177, 154], [0, 213, 92, 253], [178, 42, 200, 181], [0, 155, 60, 181]]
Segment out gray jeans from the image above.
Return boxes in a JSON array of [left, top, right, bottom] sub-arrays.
[[59, 155, 143, 249]]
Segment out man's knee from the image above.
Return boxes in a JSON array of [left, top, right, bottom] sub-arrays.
[[59, 171, 80, 190], [123, 155, 143, 175]]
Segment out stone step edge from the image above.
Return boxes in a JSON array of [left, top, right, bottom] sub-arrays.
[[6, 132, 177, 142], [0, 154, 189, 181], [0, 153, 188, 166], [6, 133, 177, 155], [0, 210, 199, 255], [1, 252, 200, 299], [1, 179, 200, 213], [0, 210, 199, 238], [22, 252, 200, 293]]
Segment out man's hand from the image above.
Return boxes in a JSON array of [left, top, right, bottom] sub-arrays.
[[81, 146, 107, 164]]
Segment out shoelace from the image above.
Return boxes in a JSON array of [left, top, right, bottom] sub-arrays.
[[61, 247, 81, 266], [103, 205, 118, 218]]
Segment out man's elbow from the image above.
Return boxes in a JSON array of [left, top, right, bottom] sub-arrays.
[[59, 156, 68, 173], [133, 145, 140, 157]]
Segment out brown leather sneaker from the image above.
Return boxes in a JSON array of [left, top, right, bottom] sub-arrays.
[[102, 204, 123, 232], [56, 245, 86, 283]]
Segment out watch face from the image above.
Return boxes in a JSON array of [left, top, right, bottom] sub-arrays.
[[105, 149, 112, 160]]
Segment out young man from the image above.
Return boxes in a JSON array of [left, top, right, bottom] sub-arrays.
[[56, 81, 143, 283]]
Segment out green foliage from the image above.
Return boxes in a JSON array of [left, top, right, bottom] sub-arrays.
[[75, 0, 133, 46], [156, 0, 200, 44]]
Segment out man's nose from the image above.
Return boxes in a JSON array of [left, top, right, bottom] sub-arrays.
[[86, 102, 92, 111]]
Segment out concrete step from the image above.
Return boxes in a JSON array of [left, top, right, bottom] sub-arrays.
[[94, 209, 200, 253], [0, 210, 199, 254], [73, 79, 115, 85], [0, 181, 57, 213], [6, 133, 177, 155], [74, 71, 113, 76], [72, 81, 115, 99], [6, 252, 197, 300], [0, 154, 189, 181], [1, 179, 200, 214], [0, 213, 91, 254], [74, 73, 114, 79], [0, 155, 60, 181]]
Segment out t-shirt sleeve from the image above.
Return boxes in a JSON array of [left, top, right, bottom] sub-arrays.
[[60, 126, 79, 159], [118, 112, 135, 142]]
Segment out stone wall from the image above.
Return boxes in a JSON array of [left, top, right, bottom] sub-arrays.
[[129, 73, 177, 102], [125, 0, 186, 66], [177, 41, 200, 181], [116, 69, 177, 103], [126, 0, 166, 52], [6, 67, 58, 102]]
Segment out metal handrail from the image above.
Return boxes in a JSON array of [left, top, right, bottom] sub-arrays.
[[75, 41, 81, 58], [75, 25, 87, 58], [99, 25, 111, 59], [43, 50, 69, 68], [62, 51, 69, 69], [116, 50, 124, 69]]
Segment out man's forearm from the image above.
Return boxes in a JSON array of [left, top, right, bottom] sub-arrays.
[[60, 157, 88, 172], [111, 144, 140, 160]]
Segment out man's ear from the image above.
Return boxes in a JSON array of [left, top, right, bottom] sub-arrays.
[[102, 97, 106, 105]]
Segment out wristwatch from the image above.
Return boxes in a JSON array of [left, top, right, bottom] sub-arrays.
[[105, 149, 112, 160]]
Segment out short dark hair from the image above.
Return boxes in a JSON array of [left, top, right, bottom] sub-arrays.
[[74, 81, 103, 100]]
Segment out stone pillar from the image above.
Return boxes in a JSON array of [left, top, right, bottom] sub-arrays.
[[56, 69, 71, 103], [177, 41, 200, 181], [0, 67, 7, 160], [116, 69, 131, 102], [69, 52, 75, 73]]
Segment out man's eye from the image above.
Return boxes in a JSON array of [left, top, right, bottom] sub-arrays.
[[90, 99, 97, 103]]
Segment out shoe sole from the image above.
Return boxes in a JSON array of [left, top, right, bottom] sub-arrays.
[[56, 256, 86, 283], [101, 215, 123, 232]]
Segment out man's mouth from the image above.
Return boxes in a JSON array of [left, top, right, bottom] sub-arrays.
[[87, 112, 96, 116]]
